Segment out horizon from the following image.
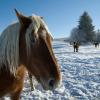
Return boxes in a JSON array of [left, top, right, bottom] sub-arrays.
[[0, 0, 100, 38]]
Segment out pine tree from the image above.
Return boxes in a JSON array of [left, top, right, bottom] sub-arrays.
[[78, 12, 95, 42]]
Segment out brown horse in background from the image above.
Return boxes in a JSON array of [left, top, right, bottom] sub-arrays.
[[73, 42, 80, 52], [0, 9, 61, 100]]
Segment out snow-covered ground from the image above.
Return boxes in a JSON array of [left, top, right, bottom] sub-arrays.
[[5, 41, 100, 100]]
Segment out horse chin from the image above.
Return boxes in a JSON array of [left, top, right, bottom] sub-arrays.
[[40, 80, 52, 90]]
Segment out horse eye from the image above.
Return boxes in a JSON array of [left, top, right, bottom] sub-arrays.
[[30, 34, 35, 46], [31, 37, 35, 44]]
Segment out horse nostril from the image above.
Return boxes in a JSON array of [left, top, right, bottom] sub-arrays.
[[49, 79, 55, 88]]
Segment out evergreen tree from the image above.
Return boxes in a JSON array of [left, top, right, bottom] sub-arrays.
[[78, 11, 95, 42]]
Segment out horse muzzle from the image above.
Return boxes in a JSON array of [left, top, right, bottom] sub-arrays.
[[40, 78, 61, 90]]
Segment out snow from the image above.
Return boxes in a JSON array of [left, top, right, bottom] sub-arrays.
[[5, 41, 100, 100]]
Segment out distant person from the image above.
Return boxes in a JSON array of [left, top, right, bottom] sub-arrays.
[[73, 42, 80, 52], [94, 42, 99, 48]]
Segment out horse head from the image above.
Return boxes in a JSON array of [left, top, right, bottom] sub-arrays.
[[15, 9, 61, 90]]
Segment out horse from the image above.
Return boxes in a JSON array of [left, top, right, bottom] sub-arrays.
[[73, 42, 80, 52], [0, 9, 61, 100]]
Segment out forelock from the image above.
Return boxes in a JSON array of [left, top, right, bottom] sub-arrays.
[[31, 15, 53, 38], [25, 15, 53, 56]]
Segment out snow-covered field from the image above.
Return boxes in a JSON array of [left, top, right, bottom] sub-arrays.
[[5, 41, 100, 100]]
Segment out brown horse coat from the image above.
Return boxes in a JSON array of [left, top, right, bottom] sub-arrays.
[[0, 9, 61, 100]]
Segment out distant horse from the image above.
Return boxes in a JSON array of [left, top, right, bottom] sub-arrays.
[[73, 42, 80, 52], [0, 9, 61, 100], [94, 42, 99, 48]]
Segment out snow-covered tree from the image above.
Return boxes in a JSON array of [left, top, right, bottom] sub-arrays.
[[96, 29, 100, 42], [70, 27, 87, 43], [70, 27, 79, 42]]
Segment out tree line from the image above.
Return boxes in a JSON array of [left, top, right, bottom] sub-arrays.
[[70, 11, 100, 44]]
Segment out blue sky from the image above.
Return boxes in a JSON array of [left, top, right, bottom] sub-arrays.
[[0, 0, 100, 38]]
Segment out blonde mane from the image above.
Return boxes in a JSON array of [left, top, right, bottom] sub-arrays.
[[0, 22, 20, 75], [0, 15, 52, 75]]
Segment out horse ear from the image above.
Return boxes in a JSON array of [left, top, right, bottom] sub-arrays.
[[14, 9, 31, 25]]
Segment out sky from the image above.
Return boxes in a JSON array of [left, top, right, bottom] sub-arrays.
[[0, 0, 100, 38]]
